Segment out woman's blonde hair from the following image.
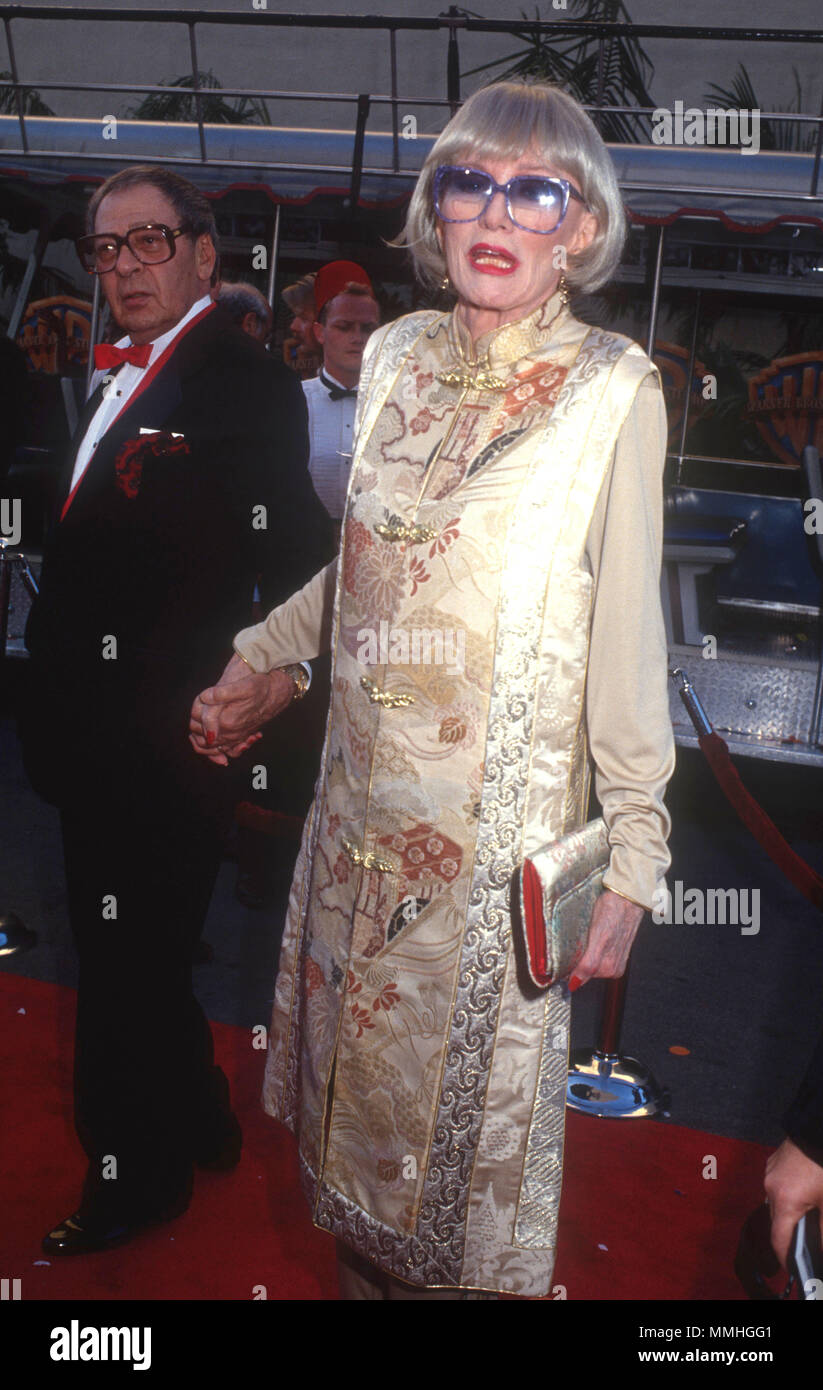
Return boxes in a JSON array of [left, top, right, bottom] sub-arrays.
[[402, 81, 626, 296]]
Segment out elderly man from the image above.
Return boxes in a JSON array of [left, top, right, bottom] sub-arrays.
[[20, 165, 330, 1255], [303, 260, 379, 527], [215, 279, 273, 344]]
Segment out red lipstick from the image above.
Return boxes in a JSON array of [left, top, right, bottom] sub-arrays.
[[468, 243, 520, 275]]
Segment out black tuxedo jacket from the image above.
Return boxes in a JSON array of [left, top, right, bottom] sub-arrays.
[[22, 305, 333, 804]]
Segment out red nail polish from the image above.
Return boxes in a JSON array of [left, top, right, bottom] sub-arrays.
[[206, 730, 216, 746], [569, 975, 583, 992]]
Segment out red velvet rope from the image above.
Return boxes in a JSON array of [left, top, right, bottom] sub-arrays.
[[698, 731, 823, 911]]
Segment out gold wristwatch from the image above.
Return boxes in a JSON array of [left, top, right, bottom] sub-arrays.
[[280, 663, 310, 701]]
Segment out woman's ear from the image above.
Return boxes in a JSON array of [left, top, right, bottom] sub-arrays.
[[567, 209, 598, 257]]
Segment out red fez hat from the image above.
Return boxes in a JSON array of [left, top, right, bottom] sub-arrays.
[[314, 260, 373, 314]]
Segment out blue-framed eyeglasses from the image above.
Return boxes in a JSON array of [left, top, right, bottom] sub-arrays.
[[433, 165, 588, 235]]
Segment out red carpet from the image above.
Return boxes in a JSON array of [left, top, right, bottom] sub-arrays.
[[0, 972, 763, 1300]]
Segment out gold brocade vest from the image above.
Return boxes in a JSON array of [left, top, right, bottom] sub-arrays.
[[263, 296, 659, 1295]]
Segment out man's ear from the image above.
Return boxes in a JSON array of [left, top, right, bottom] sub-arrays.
[[195, 234, 218, 286], [312, 320, 325, 350]]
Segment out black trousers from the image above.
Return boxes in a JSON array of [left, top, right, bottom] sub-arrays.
[[59, 766, 235, 1227]]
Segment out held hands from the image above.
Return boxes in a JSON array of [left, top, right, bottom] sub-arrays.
[[764, 1137, 823, 1270], [189, 652, 296, 766], [570, 889, 645, 990]]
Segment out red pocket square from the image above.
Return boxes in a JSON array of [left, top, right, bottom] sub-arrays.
[[114, 432, 190, 499]]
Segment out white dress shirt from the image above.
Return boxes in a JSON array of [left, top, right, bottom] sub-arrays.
[[70, 294, 213, 492], [302, 370, 357, 522]]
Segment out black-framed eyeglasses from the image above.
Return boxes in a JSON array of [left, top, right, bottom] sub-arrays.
[[433, 165, 588, 235], [75, 223, 190, 275]]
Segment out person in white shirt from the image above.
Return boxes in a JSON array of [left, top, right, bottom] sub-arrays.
[[303, 260, 380, 528]]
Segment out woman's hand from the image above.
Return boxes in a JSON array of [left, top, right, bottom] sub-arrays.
[[764, 1137, 823, 1270], [189, 653, 295, 766], [570, 889, 645, 989]]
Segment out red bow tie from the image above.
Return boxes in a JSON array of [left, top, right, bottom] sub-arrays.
[[94, 342, 153, 371]]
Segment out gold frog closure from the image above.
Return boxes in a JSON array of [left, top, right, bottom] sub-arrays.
[[374, 521, 438, 544], [360, 676, 415, 708], [436, 348, 507, 392]]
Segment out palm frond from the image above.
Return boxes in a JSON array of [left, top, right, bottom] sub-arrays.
[[0, 71, 54, 116], [124, 71, 270, 126], [461, 0, 654, 144], [704, 63, 816, 153]]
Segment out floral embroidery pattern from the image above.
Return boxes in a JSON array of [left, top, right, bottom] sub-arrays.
[[410, 407, 433, 435], [373, 983, 400, 1012], [305, 958, 325, 999], [350, 1002, 375, 1038], [490, 362, 567, 438], [332, 852, 351, 884], [429, 517, 460, 558], [376, 822, 463, 899], [342, 518, 373, 596], [438, 701, 479, 748], [345, 528, 405, 615], [408, 555, 430, 597]]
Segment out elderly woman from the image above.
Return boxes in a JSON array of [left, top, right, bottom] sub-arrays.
[[191, 80, 674, 1299]]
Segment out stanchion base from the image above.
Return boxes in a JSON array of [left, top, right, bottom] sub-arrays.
[[0, 912, 38, 958], [566, 1048, 670, 1119]]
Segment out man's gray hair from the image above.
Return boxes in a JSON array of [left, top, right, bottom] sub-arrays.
[[87, 165, 219, 250], [216, 280, 271, 328], [401, 81, 626, 296]]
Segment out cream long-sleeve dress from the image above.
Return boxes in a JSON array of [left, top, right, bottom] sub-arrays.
[[234, 289, 675, 1295]]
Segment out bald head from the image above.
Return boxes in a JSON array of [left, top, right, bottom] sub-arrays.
[[216, 280, 272, 343]]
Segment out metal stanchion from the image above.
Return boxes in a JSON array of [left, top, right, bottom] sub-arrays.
[[566, 962, 671, 1118]]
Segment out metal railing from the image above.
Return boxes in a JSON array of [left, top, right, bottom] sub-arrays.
[[2, 7, 823, 196]]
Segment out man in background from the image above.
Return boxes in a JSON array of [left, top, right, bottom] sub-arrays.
[[231, 263, 379, 908], [215, 279, 272, 344], [281, 273, 319, 378], [304, 259, 379, 531]]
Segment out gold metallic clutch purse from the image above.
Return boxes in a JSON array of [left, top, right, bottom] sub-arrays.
[[518, 818, 610, 988]]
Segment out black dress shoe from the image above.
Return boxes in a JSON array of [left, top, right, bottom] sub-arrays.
[[43, 1212, 145, 1256], [42, 1189, 190, 1256]]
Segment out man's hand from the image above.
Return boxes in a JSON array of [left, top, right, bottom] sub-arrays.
[[570, 889, 645, 989], [765, 1137, 823, 1269], [189, 652, 296, 766]]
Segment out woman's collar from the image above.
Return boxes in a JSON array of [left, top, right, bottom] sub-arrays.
[[448, 287, 570, 376]]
